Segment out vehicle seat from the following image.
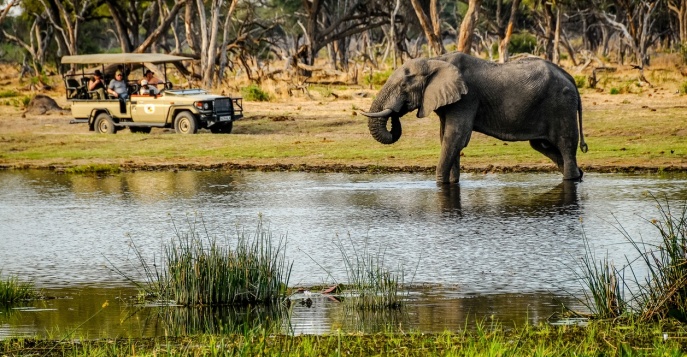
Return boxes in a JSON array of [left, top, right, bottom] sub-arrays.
[[65, 78, 86, 99]]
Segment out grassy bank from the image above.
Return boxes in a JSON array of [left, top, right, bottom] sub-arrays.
[[0, 88, 686, 174], [2, 320, 686, 356]]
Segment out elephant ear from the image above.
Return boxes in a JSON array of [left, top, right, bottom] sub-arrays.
[[417, 60, 467, 118]]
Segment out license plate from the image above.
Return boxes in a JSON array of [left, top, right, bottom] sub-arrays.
[[219, 116, 231, 121]]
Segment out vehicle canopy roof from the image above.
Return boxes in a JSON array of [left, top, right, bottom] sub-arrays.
[[61, 53, 193, 65]]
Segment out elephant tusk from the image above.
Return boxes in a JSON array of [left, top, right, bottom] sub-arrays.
[[358, 108, 394, 118]]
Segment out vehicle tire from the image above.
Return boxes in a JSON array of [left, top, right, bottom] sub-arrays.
[[130, 127, 152, 134], [94, 113, 117, 134], [210, 122, 233, 134], [174, 112, 198, 134]]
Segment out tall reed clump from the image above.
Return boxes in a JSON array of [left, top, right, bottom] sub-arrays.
[[575, 233, 626, 319], [628, 197, 687, 321], [336, 235, 405, 310], [130, 218, 292, 306], [575, 196, 687, 322], [0, 272, 39, 304]]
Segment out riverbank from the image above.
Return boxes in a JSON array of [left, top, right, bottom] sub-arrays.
[[3, 320, 687, 356], [1, 88, 686, 174]]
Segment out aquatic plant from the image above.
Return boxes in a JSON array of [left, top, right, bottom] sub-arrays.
[[0, 272, 39, 304], [574, 231, 627, 319], [575, 195, 687, 322], [335, 234, 406, 310], [123, 216, 292, 307]]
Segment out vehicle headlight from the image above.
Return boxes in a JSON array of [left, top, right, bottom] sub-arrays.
[[194, 101, 212, 110]]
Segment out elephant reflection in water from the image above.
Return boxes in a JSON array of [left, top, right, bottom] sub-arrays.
[[438, 180, 579, 215]]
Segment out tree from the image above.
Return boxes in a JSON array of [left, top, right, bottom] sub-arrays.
[[596, 0, 660, 67], [496, 0, 521, 63], [456, 0, 483, 53], [410, 0, 444, 56], [668, 0, 687, 44]]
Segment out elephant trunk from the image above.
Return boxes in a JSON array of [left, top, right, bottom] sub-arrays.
[[368, 116, 402, 144], [365, 92, 403, 145]]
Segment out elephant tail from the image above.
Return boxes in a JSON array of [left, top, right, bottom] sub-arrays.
[[578, 95, 589, 153]]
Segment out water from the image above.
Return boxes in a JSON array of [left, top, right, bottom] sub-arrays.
[[1, 170, 686, 337]]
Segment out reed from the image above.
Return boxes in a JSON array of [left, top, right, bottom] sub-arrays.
[[0, 272, 38, 304], [624, 196, 687, 321], [574, 231, 627, 318], [127, 217, 292, 306], [574, 196, 687, 322], [336, 234, 405, 310]]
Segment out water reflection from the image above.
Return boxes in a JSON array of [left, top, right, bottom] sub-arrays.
[[0, 286, 583, 338]]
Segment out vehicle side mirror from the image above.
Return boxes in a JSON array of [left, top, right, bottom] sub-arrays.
[[149, 89, 155, 96]]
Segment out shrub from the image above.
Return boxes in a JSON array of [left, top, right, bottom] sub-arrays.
[[241, 84, 270, 102], [610, 88, 620, 95], [680, 81, 687, 94], [364, 69, 394, 87], [508, 33, 538, 54], [574, 75, 587, 89]]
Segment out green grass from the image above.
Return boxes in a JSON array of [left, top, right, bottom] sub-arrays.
[[64, 164, 122, 174], [120, 217, 292, 306], [0, 90, 19, 98], [0, 272, 39, 304], [3, 319, 687, 356]]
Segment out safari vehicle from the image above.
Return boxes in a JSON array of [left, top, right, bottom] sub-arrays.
[[61, 53, 242, 134]]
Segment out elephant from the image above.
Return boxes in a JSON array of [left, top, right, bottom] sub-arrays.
[[361, 52, 588, 184]]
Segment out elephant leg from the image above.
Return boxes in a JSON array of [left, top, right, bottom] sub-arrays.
[[529, 139, 564, 172], [439, 115, 462, 183], [530, 139, 582, 181], [437, 109, 475, 184]]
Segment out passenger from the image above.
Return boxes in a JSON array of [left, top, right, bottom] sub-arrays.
[[107, 70, 129, 100], [143, 69, 162, 88], [87, 70, 106, 99], [139, 79, 159, 95]]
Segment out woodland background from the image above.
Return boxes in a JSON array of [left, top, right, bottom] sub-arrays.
[[0, 0, 686, 91]]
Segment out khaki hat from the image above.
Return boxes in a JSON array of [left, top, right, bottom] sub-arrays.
[[115, 70, 123, 76]]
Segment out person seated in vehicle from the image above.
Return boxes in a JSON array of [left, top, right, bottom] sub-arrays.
[[142, 69, 162, 89], [139, 79, 159, 95], [87, 70, 106, 99], [107, 70, 129, 100]]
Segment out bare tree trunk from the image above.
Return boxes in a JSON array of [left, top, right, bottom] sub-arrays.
[[498, 0, 521, 63], [218, 0, 238, 82], [457, 0, 482, 53], [410, 0, 444, 56], [553, 8, 561, 64], [668, 0, 687, 44], [389, 0, 401, 68]]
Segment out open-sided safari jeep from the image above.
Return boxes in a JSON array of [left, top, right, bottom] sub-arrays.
[[61, 53, 242, 134]]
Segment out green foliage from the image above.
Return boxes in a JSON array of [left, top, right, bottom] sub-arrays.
[[508, 32, 537, 54], [364, 69, 393, 87], [680, 81, 687, 94], [125, 217, 292, 306], [0, 272, 39, 304], [241, 84, 270, 102], [680, 42, 687, 65], [573, 75, 587, 89], [610, 88, 620, 95], [575, 233, 626, 318], [64, 164, 121, 174], [0, 90, 19, 98]]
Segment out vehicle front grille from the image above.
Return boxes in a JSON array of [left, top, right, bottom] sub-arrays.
[[214, 98, 232, 114]]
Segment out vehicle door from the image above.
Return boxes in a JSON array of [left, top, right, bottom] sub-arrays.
[[131, 95, 170, 124]]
